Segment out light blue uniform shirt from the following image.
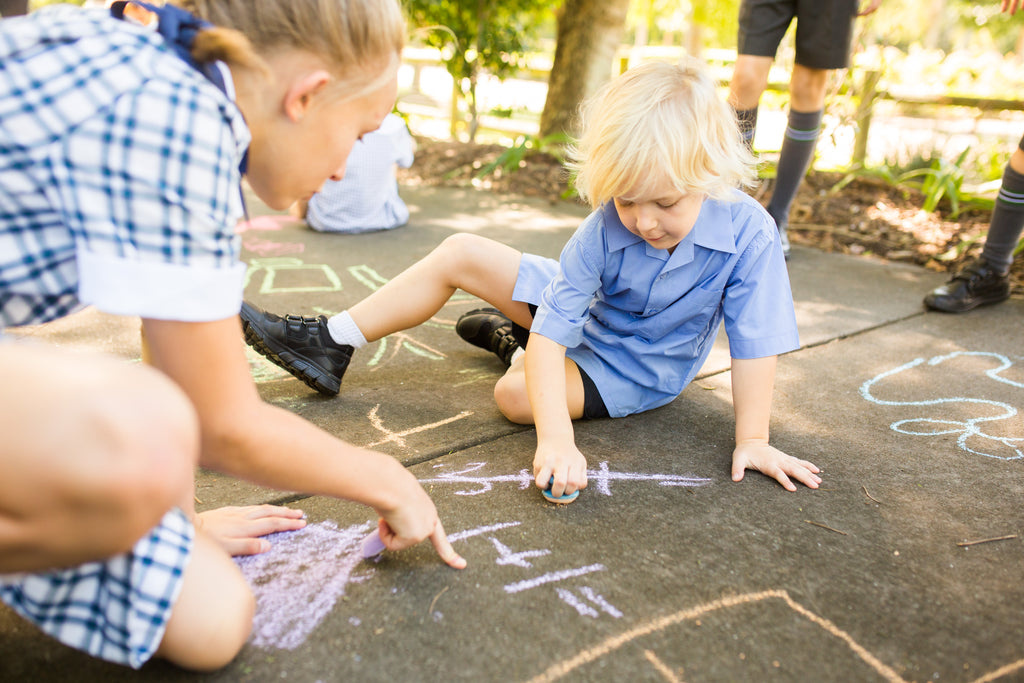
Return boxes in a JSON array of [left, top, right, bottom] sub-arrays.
[[513, 190, 799, 418]]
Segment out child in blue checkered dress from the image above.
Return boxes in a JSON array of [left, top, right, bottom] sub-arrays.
[[0, 0, 463, 672]]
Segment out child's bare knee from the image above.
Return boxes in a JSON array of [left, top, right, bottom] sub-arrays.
[[158, 533, 254, 671], [494, 376, 533, 424], [435, 232, 485, 264]]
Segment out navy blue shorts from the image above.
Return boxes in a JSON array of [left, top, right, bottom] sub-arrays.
[[737, 0, 860, 70], [512, 306, 609, 420]]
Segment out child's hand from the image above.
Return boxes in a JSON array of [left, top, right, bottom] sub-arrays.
[[196, 504, 307, 556], [375, 477, 466, 569], [731, 439, 821, 491], [533, 438, 588, 497]]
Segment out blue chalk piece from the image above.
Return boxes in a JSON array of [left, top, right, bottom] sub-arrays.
[[542, 476, 579, 504], [360, 530, 387, 558]]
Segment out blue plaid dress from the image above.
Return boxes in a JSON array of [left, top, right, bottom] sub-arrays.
[[0, 5, 249, 668], [0, 5, 249, 329]]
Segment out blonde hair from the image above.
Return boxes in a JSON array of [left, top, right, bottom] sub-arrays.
[[180, 0, 406, 97], [569, 58, 757, 210]]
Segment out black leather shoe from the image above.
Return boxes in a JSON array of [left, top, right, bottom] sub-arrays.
[[923, 258, 1011, 313], [239, 301, 352, 395], [455, 308, 520, 367]]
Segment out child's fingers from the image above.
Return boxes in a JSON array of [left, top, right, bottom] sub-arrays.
[[429, 521, 467, 570], [215, 536, 272, 557], [246, 504, 306, 519], [772, 468, 797, 492]]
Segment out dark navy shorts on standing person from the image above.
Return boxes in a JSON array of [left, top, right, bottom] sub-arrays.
[[737, 0, 861, 70]]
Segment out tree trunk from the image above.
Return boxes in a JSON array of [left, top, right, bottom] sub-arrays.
[[539, 0, 631, 140]]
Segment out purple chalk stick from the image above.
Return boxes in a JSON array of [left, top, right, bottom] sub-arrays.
[[361, 530, 387, 558]]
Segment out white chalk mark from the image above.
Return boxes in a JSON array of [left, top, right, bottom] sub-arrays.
[[448, 521, 522, 543], [489, 537, 551, 568], [235, 520, 374, 650], [556, 588, 599, 618], [418, 463, 535, 496], [860, 352, 1024, 460], [504, 564, 606, 594], [419, 461, 711, 497], [579, 586, 623, 618], [365, 405, 474, 451]]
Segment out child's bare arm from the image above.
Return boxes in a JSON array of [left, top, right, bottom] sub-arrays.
[[730, 355, 821, 491], [524, 333, 588, 497]]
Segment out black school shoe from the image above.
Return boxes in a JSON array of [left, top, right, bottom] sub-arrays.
[[455, 308, 520, 367], [923, 257, 1011, 313], [239, 301, 352, 396]]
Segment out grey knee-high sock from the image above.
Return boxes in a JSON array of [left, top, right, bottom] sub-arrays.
[[766, 108, 823, 229], [979, 163, 1024, 273], [735, 106, 758, 152]]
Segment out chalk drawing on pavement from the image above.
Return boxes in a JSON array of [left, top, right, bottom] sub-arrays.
[[363, 405, 474, 452], [417, 460, 713, 496], [236, 518, 622, 652], [526, 589, 1024, 683], [235, 520, 375, 650], [860, 351, 1024, 460], [244, 257, 343, 294], [242, 234, 305, 257]]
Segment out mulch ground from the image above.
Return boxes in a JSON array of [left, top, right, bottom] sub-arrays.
[[399, 136, 1023, 296]]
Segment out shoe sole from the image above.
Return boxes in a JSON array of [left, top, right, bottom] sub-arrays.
[[240, 316, 341, 396]]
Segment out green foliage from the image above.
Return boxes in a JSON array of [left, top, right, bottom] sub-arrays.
[[832, 148, 992, 219], [899, 148, 969, 214], [624, 0, 739, 52], [405, 0, 555, 85], [473, 132, 570, 180]]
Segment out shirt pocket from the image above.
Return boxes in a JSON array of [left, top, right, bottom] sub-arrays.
[[638, 282, 724, 342]]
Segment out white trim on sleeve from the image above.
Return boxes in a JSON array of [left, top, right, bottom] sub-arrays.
[[77, 249, 246, 322]]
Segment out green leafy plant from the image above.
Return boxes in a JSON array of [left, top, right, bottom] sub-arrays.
[[899, 148, 969, 215], [473, 132, 570, 179], [831, 148, 977, 217]]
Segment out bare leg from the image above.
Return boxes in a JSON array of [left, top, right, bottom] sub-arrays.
[[349, 233, 534, 341], [0, 343, 197, 573], [155, 530, 254, 671], [728, 54, 773, 110], [493, 353, 587, 424], [788, 63, 829, 112]]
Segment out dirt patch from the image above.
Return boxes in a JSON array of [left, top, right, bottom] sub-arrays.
[[399, 136, 1023, 296]]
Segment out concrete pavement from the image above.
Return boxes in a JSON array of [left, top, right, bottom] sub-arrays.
[[2, 185, 1023, 682]]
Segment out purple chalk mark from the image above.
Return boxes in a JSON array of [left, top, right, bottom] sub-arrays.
[[242, 235, 305, 256], [361, 530, 387, 558], [237, 214, 298, 232], [235, 520, 375, 650], [504, 563, 606, 594]]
